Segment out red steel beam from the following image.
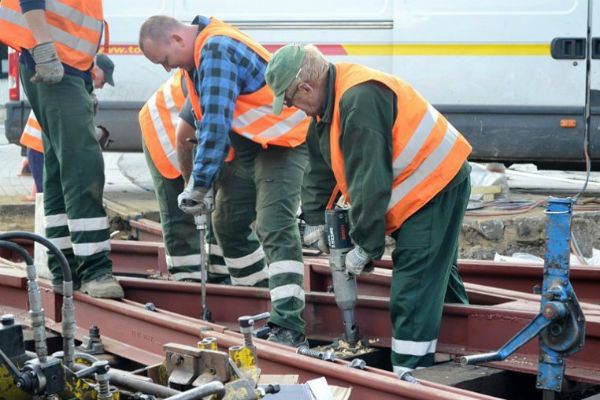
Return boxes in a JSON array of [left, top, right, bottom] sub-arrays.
[[0, 271, 498, 400], [117, 277, 600, 385], [5, 238, 600, 302], [305, 257, 600, 304]]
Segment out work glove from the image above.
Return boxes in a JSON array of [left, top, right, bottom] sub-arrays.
[[177, 176, 212, 216], [30, 42, 64, 84], [345, 246, 371, 275], [303, 224, 329, 254]]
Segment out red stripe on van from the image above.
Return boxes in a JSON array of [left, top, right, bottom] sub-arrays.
[[108, 44, 348, 56]]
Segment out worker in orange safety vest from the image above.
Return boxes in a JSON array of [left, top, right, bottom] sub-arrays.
[[138, 69, 230, 283], [266, 44, 472, 378]]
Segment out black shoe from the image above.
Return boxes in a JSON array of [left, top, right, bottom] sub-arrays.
[[267, 326, 309, 348]]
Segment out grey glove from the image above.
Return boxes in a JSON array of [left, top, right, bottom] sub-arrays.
[[303, 224, 329, 254], [345, 246, 371, 275], [177, 176, 212, 215], [30, 42, 64, 84]]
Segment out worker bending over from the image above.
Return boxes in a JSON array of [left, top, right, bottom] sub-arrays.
[[139, 15, 310, 347], [266, 44, 472, 374]]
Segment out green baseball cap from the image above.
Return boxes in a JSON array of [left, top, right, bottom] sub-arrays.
[[265, 44, 306, 115], [95, 54, 115, 86]]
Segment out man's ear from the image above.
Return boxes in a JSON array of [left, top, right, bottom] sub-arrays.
[[298, 82, 312, 95], [171, 32, 184, 46]]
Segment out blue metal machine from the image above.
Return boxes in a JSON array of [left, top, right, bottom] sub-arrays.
[[461, 197, 586, 397]]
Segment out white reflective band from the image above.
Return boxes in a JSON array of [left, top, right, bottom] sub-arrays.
[[165, 253, 201, 268], [231, 105, 273, 129], [391, 337, 437, 356], [269, 260, 304, 277], [231, 269, 268, 286], [392, 105, 438, 177], [49, 25, 98, 57], [44, 214, 68, 228], [208, 244, 223, 257], [224, 246, 265, 269], [72, 239, 111, 257], [255, 110, 307, 140], [46, 0, 103, 32], [0, 8, 27, 28], [270, 284, 305, 303], [387, 122, 459, 212], [67, 216, 109, 232], [147, 91, 180, 172], [24, 123, 42, 140], [208, 264, 229, 275], [163, 83, 180, 128], [48, 236, 72, 250]]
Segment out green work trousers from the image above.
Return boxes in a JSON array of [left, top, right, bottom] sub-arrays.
[[20, 66, 111, 285], [389, 164, 470, 375], [142, 142, 228, 281], [212, 144, 308, 334]]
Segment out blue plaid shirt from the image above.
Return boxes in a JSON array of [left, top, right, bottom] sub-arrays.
[[190, 16, 267, 188]]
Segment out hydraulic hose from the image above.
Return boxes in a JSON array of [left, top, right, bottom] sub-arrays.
[[0, 231, 76, 369], [0, 240, 48, 362]]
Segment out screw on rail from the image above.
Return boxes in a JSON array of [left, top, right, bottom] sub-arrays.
[[296, 346, 336, 362]]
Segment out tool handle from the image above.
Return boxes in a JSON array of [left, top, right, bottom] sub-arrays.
[[460, 352, 502, 366], [238, 312, 271, 328]]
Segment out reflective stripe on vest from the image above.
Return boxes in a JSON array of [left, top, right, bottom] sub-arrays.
[[330, 63, 472, 234], [20, 111, 44, 153], [184, 18, 309, 149], [0, 0, 102, 71], [139, 69, 187, 179]]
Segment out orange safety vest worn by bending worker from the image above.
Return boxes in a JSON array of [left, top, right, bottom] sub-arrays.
[[329, 63, 472, 235], [138, 69, 188, 179], [20, 111, 44, 153], [0, 0, 103, 71], [184, 18, 309, 149]]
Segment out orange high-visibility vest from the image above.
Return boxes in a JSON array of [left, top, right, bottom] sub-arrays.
[[330, 63, 472, 235], [0, 0, 103, 71], [139, 69, 188, 179], [184, 18, 309, 149], [20, 111, 44, 153]]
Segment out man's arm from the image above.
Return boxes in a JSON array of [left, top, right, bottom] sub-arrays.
[[20, 1, 50, 43], [176, 97, 197, 184], [340, 82, 396, 260], [176, 120, 196, 185], [20, 0, 64, 83], [301, 123, 337, 226], [190, 37, 242, 189]]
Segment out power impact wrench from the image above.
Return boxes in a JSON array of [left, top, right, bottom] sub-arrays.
[[325, 208, 360, 347], [193, 187, 214, 322]]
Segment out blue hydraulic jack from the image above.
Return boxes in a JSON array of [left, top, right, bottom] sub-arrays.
[[460, 197, 586, 399]]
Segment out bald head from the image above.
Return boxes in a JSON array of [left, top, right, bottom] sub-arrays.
[[139, 15, 197, 72], [139, 15, 183, 51]]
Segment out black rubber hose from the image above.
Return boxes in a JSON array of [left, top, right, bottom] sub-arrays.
[[0, 347, 21, 380], [0, 231, 72, 282], [0, 240, 34, 266]]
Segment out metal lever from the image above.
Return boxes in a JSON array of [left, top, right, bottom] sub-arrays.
[[460, 198, 585, 395]]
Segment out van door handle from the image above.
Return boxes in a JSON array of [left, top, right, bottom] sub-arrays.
[[551, 38, 586, 60], [592, 38, 600, 59]]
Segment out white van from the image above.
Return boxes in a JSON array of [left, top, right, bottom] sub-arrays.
[[4, 0, 597, 167]]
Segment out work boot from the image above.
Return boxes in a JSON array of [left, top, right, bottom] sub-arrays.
[[267, 326, 308, 348], [80, 275, 124, 299]]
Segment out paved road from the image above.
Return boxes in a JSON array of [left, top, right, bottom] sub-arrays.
[[0, 108, 154, 204]]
